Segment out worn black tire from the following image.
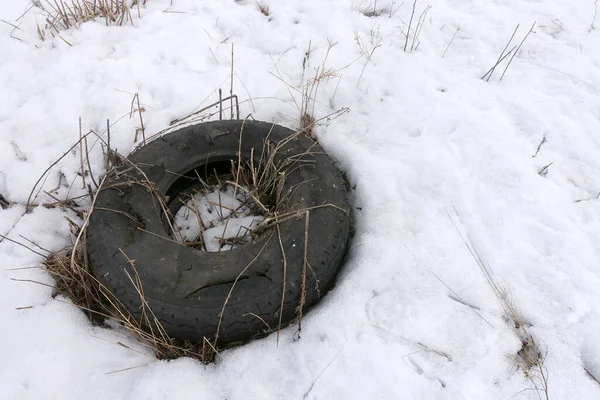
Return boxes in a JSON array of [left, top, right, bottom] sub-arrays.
[[87, 120, 351, 346]]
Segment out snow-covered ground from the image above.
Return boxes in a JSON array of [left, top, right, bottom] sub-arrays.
[[2, 0, 600, 398]]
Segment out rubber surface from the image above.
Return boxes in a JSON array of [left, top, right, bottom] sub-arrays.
[[86, 120, 351, 345]]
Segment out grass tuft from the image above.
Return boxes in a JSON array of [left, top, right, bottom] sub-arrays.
[[256, 1, 270, 17], [299, 40, 339, 138], [481, 22, 536, 82], [447, 208, 549, 399], [403, 0, 431, 52], [356, 1, 401, 18], [360, 1, 390, 18], [33, 0, 142, 39]]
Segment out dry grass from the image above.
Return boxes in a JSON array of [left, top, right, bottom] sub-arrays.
[[442, 25, 460, 58], [403, 0, 431, 52], [590, 0, 598, 33], [129, 91, 147, 145], [22, 126, 217, 362], [447, 209, 549, 398], [360, 1, 391, 17], [353, 29, 383, 87], [356, 1, 402, 18], [256, 1, 270, 17], [481, 22, 536, 82], [33, 0, 144, 40], [268, 39, 347, 140], [298, 41, 339, 138], [222, 122, 329, 232]]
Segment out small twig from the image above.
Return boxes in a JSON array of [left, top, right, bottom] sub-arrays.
[[1, 19, 23, 41], [275, 216, 287, 346], [482, 24, 520, 81], [301, 40, 312, 83], [448, 294, 481, 311], [19, 235, 52, 254], [10, 278, 53, 288], [10, 141, 27, 161], [218, 88, 223, 120], [532, 135, 547, 158], [106, 119, 111, 169], [442, 25, 460, 58], [213, 235, 273, 345], [401, 241, 494, 328], [42, 191, 82, 216], [404, 0, 417, 52], [104, 363, 153, 375], [84, 134, 99, 189], [136, 92, 146, 145], [527, 62, 597, 92], [256, 203, 349, 233], [417, 342, 453, 362], [500, 22, 536, 81], [79, 118, 86, 189], [69, 176, 107, 272], [58, 35, 72, 46], [590, 0, 598, 32], [481, 46, 517, 81], [302, 346, 344, 399], [256, 1, 270, 17], [297, 211, 309, 338], [538, 162, 553, 177], [574, 191, 600, 203], [191, 197, 207, 251], [230, 43, 235, 119], [218, 120, 246, 249], [243, 312, 271, 331], [0, 19, 21, 30], [130, 92, 146, 144], [26, 130, 95, 210], [586, 367, 600, 386], [0, 194, 10, 209], [224, 181, 270, 214], [167, 94, 240, 128], [0, 234, 48, 258], [410, 4, 431, 52], [355, 32, 383, 87]]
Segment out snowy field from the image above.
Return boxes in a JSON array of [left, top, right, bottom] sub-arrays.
[[2, 0, 600, 398]]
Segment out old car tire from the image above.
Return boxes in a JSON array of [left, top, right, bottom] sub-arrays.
[[86, 120, 351, 345]]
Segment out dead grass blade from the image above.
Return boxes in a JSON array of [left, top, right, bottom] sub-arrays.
[[26, 129, 97, 210], [275, 216, 287, 346], [0, 234, 49, 258], [213, 234, 274, 346], [296, 211, 309, 339], [34, 0, 137, 37], [499, 22, 536, 81], [446, 207, 549, 398]]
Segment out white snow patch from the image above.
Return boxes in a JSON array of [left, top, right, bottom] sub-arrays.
[[173, 185, 263, 251]]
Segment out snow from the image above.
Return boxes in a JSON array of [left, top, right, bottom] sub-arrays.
[[1, 0, 600, 399], [173, 185, 263, 251]]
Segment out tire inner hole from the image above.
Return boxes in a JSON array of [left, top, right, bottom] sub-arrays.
[[164, 160, 271, 252]]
